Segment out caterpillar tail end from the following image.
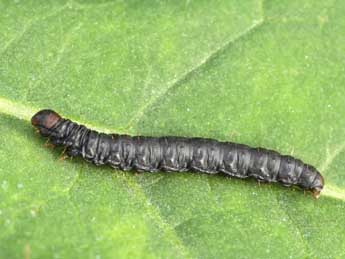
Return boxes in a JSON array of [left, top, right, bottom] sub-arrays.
[[311, 172, 324, 199], [312, 189, 322, 199]]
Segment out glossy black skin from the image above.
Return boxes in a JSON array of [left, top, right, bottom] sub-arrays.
[[31, 109, 324, 197]]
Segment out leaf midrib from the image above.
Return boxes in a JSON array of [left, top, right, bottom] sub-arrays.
[[0, 96, 344, 201]]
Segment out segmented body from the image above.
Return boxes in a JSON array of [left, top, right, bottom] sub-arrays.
[[47, 118, 322, 190]]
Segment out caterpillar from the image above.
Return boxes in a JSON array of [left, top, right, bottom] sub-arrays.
[[31, 109, 324, 198]]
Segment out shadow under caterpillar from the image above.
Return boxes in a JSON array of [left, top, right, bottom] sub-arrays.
[[31, 109, 324, 198]]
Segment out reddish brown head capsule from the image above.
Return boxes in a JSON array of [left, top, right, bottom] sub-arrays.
[[31, 109, 61, 128], [31, 109, 62, 136]]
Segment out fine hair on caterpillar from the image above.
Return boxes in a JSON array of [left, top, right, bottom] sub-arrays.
[[31, 109, 324, 198]]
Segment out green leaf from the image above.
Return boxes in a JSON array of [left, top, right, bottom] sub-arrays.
[[1, 0, 345, 258]]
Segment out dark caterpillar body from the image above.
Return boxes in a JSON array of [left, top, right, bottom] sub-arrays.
[[31, 109, 324, 198]]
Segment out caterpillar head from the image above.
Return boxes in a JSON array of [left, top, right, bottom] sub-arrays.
[[31, 109, 62, 137]]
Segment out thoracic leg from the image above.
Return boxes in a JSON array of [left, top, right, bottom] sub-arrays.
[[66, 147, 80, 157]]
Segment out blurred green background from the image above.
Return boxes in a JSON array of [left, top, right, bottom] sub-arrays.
[[1, 0, 345, 258]]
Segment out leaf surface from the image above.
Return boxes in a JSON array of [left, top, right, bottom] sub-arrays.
[[1, 0, 345, 258]]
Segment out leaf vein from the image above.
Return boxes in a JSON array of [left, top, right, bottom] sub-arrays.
[[125, 18, 265, 129], [63, 166, 82, 195], [0, 4, 69, 57], [123, 175, 191, 257], [319, 141, 345, 173], [0, 21, 32, 56], [274, 195, 313, 258], [23, 21, 83, 102]]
